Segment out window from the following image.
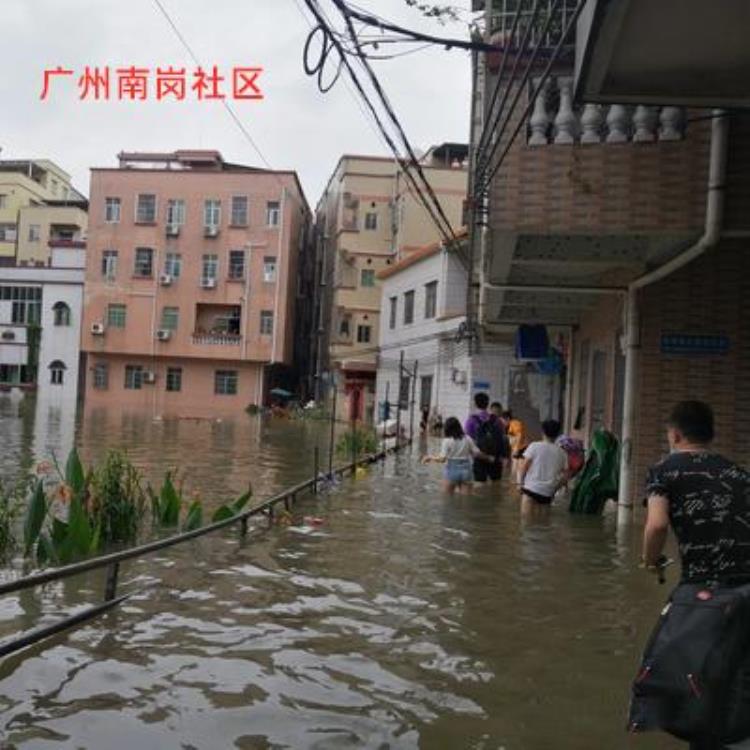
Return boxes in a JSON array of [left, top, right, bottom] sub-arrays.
[[204, 199, 221, 228], [364, 212, 378, 230], [231, 196, 248, 226], [339, 317, 351, 338], [53, 301, 71, 326], [166, 199, 185, 226], [50, 179, 58, 196], [161, 306, 179, 331], [228, 250, 245, 280], [124, 365, 143, 390], [28, 224, 41, 242], [263, 256, 277, 283], [202, 254, 218, 282], [389, 296, 397, 330], [357, 325, 371, 344], [105, 197, 121, 223], [135, 194, 156, 223], [403, 290, 415, 325], [0, 195, 6, 209], [93, 363, 108, 390], [8, 286, 42, 324], [424, 281, 438, 319], [166, 367, 182, 392], [107, 303, 126, 328], [164, 252, 182, 278], [101, 249, 118, 279], [266, 201, 280, 227], [260, 310, 274, 336], [361, 269, 375, 288], [134, 247, 154, 277], [49, 360, 66, 385], [215, 370, 238, 395]]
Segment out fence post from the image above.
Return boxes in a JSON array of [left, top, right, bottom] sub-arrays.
[[240, 517, 248, 536], [328, 381, 337, 476], [350, 410, 356, 472], [395, 351, 404, 453], [104, 561, 119, 601], [313, 445, 319, 494], [409, 359, 419, 446], [383, 380, 390, 459]]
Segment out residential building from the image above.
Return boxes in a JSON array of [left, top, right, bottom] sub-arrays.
[[375, 235, 559, 431], [313, 145, 468, 421], [81, 150, 310, 418], [470, 1, 750, 506], [0, 245, 85, 401], [0, 159, 87, 264]]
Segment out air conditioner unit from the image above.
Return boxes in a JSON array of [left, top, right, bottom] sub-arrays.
[[159, 273, 173, 286], [201, 277, 216, 289], [165, 224, 180, 237], [204, 225, 219, 237], [156, 329, 172, 341], [143, 371, 156, 384], [91, 322, 105, 335]]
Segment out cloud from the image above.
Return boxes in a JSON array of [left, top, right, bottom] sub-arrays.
[[2, 0, 472, 204]]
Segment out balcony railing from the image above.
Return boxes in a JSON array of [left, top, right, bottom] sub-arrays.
[[48, 239, 86, 248], [489, 0, 579, 50], [191, 332, 241, 346], [527, 77, 687, 146]]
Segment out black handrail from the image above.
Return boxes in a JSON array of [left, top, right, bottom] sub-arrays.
[[0, 447, 398, 659]]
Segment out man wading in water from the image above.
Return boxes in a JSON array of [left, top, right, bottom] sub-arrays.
[[639, 401, 750, 749]]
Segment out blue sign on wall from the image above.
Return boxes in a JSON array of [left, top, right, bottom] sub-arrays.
[[660, 334, 730, 356], [473, 380, 491, 390]]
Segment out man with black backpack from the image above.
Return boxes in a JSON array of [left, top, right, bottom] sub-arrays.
[[464, 393, 509, 484], [631, 401, 750, 749]]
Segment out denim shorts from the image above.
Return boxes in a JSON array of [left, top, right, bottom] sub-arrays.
[[444, 458, 472, 483]]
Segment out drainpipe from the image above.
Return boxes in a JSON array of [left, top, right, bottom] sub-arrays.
[[617, 110, 729, 510], [270, 188, 286, 365]]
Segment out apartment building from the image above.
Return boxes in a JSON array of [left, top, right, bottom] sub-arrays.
[[81, 150, 310, 418], [313, 145, 468, 422], [0, 245, 85, 400], [0, 159, 87, 264]]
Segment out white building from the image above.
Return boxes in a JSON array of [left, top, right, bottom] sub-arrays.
[[375, 239, 516, 428], [0, 246, 84, 401]]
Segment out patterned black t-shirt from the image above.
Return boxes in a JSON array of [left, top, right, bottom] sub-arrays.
[[646, 451, 750, 583]]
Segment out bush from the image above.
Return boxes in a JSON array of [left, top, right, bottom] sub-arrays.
[[336, 427, 379, 461]]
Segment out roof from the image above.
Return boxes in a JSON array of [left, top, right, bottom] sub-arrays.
[[377, 229, 468, 280]]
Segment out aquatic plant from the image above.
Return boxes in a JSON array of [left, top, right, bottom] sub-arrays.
[[211, 489, 252, 522], [335, 427, 379, 461], [148, 472, 182, 527]]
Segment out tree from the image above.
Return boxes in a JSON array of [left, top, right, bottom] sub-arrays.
[[403, 0, 461, 23]]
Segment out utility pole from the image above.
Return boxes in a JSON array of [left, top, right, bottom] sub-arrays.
[[395, 351, 404, 452], [409, 359, 419, 445]]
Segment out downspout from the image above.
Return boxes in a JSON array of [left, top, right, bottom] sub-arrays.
[[270, 188, 287, 365], [617, 110, 728, 509]]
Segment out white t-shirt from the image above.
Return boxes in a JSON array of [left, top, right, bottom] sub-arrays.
[[522, 440, 568, 497], [440, 436, 480, 460]]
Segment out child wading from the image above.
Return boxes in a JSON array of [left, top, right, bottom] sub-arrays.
[[423, 417, 491, 495], [518, 419, 568, 512]]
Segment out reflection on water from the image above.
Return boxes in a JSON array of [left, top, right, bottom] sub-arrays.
[[0, 396, 681, 748]]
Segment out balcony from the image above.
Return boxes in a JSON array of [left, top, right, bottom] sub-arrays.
[[527, 77, 686, 146], [191, 333, 241, 346]]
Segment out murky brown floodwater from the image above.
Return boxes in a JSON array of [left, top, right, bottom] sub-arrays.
[[0, 397, 682, 748]]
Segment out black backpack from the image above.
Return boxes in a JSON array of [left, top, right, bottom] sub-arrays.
[[475, 417, 508, 459], [628, 581, 750, 744]]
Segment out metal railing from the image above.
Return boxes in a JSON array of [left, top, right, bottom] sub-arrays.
[[0, 446, 395, 660]]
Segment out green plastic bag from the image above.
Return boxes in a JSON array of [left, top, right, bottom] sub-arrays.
[[569, 430, 620, 514]]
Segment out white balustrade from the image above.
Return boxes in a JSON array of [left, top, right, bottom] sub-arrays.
[[580, 104, 603, 144], [606, 105, 630, 143], [659, 107, 684, 141], [633, 105, 658, 142], [528, 78, 551, 146], [553, 77, 577, 144]]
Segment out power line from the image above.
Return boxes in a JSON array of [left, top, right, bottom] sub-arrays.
[[151, 0, 275, 173]]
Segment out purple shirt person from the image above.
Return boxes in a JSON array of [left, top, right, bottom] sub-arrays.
[[464, 392, 506, 483]]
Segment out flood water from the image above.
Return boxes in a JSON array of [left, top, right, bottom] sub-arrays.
[[0, 396, 681, 748]]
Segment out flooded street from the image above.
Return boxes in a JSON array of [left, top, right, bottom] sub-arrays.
[[0, 397, 680, 748]]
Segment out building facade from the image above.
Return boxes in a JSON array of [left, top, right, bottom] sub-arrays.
[[471, 1, 750, 505], [0, 159, 87, 264], [81, 150, 309, 418], [314, 146, 468, 422], [0, 245, 85, 400]]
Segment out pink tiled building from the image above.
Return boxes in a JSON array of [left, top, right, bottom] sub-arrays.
[[82, 151, 310, 417]]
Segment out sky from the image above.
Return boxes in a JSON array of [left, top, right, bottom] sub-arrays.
[[1, 0, 474, 207]]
